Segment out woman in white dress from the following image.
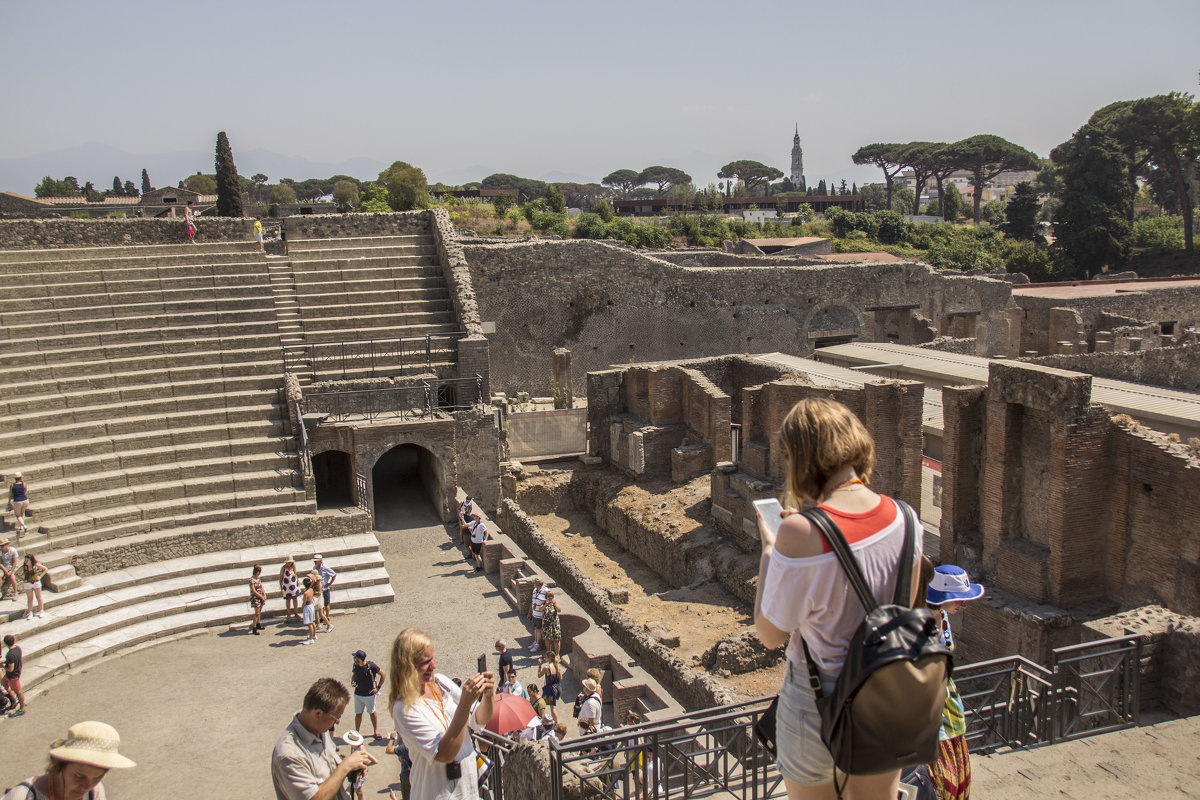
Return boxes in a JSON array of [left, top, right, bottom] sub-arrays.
[[388, 628, 494, 800]]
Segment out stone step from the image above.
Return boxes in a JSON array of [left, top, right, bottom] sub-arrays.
[[287, 247, 438, 264], [1, 372, 284, 415], [0, 332, 284, 368], [0, 280, 275, 311], [286, 235, 434, 251], [6, 265, 274, 292], [12, 498, 317, 556], [1, 387, 281, 434], [3, 534, 392, 692], [15, 487, 312, 546], [0, 417, 290, 467], [297, 303, 455, 323], [4, 317, 283, 352], [14, 450, 294, 507], [293, 265, 445, 285], [10, 433, 291, 485], [0, 241, 264, 264], [1, 307, 280, 341], [17, 467, 298, 522], [0, 532, 386, 629], [0, 294, 276, 327], [300, 319, 460, 339], [5, 352, 285, 389], [293, 287, 452, 308]]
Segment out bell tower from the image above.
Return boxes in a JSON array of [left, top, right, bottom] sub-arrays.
[[790, 125, 806, 191]]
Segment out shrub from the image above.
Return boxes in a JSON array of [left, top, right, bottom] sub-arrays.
[[573, 213, 609, 239], [873, 210, 911, 245], [593, 199, 615, 223], [1131, 215, 1185, 251], [999, 239, 1065, 282]]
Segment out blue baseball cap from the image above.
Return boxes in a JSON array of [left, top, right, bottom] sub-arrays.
[[927, 565, 985, 605]]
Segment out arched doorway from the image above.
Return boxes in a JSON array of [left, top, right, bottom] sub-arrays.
[[312, 450, 354, 509], [372, 443, 443, 530]]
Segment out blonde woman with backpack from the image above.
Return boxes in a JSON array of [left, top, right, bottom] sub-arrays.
[[754, 398, 923, 800]]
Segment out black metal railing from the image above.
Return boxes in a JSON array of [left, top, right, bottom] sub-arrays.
[[282, 333, 467, 382], [530, 635, 1141, 798], [299, 375, 484, 423]]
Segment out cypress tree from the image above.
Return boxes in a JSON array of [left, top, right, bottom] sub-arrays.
[[141, 169, 152, 195], [214, 131, 244, 217], [112, 176, 122, 195]]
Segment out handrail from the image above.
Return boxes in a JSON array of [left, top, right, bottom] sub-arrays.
[[299, 375, 483, 423], [281, 332, 467, 382]]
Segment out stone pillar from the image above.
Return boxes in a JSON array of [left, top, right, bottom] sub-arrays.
[[551, 348, 572, 409], [1048, 308, 1084, 354], [1003, 307, 1025, 358], [457, 335, 490, 400]]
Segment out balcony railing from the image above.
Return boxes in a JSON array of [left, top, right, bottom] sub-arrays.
[[282, 333, 466, 382]]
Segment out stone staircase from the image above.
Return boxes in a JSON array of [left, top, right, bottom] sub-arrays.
[[0, 240, 313, 549], [0, 531, 394, 694], [280, 233, 464, 382]]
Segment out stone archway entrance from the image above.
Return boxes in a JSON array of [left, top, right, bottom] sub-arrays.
[[312, 450, 355, 509], [371, 443, 444, 530]]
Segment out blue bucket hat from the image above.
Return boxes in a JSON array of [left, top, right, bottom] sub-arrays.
[[927, 565, 985, 605]]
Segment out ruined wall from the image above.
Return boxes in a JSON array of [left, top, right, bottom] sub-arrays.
[[1014, 282, 1200, 355], [0, 210, 430, 249], [1025, 343, 1200, 392], [463, 238, 1012, 396], [942, 360, 1200, 651]]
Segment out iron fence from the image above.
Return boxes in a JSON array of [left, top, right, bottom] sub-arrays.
[[299, 376, 484, 423], [1047, 635, 1141, 743], [954, 655, 1053, 754], [281, 333, 466, 382]]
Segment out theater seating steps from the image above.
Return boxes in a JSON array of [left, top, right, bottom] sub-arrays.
[[0, 532, 393, 694]]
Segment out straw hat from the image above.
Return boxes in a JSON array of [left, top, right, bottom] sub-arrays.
[[342, 730, 364, 747], [49, 721, 137, 769], [581, 678, 599, 694]]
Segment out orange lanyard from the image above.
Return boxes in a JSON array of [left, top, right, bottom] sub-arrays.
[[421, 681, 450, 730]]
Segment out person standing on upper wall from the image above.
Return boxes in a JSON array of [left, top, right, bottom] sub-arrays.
[[184, 200, 197, 244]]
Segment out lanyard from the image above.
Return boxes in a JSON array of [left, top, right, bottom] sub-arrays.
[[421, 681, 450, 731]]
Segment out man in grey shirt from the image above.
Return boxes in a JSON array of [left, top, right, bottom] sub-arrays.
[[272, 677, 376, 800], [0, 539, 17, 600]]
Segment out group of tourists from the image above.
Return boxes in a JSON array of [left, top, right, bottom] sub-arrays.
[[1, 539, 49, 621], [249, 555, 338, 643]]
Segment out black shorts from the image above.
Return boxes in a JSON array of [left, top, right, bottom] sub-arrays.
[[469, 540, 483, 555]]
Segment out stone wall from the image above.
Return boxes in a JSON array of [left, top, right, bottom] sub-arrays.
[[495, 498, 735, 712], [70, 511, 370, 576], [1013, 281, 1200, 355], [463, 238, 1013, 396], [454, 409, 503, 515], [1024, 343, 1200, 392], [0, 210, 430, 249]]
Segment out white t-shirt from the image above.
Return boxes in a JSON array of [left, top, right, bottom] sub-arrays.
[[394, 675, 480, 800], [578, 693, 602, 724], [530, 586, 547, 619], [760, 496, 918, 675], [469, 521, 487, 545]]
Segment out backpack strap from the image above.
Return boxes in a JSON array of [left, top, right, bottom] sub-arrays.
[[801, 507, 878, 614], [891, 500, 917, 607]]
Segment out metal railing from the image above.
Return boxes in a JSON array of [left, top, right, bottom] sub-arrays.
[[550, 697, 782, 800], [282, 332, 466, 382], [299, 375, 484, 423], [523, 635, 1142, 799]]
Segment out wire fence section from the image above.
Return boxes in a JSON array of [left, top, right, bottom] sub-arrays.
[[300, 375, 482, 423]]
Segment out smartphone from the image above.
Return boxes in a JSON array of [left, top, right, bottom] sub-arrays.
[[477, 653, 488, 674], [752, 498, 784, 537]]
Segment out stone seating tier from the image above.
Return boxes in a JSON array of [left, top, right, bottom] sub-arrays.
[[0, 531, 393, 694], [0, 241, 264, 264]]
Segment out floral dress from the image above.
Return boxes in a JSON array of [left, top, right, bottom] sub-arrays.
[[249, 577, 265, 610], [541, 603, 561, 641]]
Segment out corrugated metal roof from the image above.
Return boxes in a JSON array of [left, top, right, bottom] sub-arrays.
[[814, 342, 1200, 435]]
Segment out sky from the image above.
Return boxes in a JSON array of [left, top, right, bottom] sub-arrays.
[[1, 0, 1198, 191]]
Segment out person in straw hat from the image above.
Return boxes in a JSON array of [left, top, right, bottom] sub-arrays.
[[1, 720, 136, 800]]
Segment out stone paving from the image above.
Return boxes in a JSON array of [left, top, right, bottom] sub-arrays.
[[0, 499, 593, 799]]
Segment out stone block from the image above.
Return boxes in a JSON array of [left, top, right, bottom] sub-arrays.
[[990, 360, 1092, 415], [605, 587, 629, 605]]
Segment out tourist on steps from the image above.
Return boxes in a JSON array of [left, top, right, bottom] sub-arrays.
[[8, 472, 30, 534], [184, 200, 197, 244], [0, 538, 18, 601], [300, 577, 317, 645], [754, 397, 922, 800], [1, 719, 136, 800], [315, 554, 337, 633], [21, 555, 47, 620], [279, 558, 300, 622], [249, 564, 267, 635]]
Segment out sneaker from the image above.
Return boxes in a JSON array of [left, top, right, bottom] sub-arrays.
[[324, 624, 333, 634], [475, 565, 482, 572], [10, 709, 24, 717], [528, 643, 538, 653], [302, 638, 315, 645], [23, 612, 31, 621], [252, 629, 260, 635], [35, 611, 43, 619]]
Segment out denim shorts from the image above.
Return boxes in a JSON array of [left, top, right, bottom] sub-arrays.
[[776, 659, 837, 786]]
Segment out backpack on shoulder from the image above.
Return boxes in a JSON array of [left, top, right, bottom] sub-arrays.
[[800, 500, 951, 779], [572, 691, 598, 719]]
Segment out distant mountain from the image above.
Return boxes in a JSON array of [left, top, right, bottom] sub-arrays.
[[0, 142, 388, 195], [539, 170, 598, 185]]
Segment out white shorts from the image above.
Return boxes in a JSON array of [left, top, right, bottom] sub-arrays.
[[775, 659, 838, 786], [313, 592, 324, 610], [255, 232, 264, 243], [302, 604, 316, 625], [23, 582, 38, 592], [354, 693, 377, 714]]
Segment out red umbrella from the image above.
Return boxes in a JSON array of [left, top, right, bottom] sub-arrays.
[[485, 692, 538, 735]]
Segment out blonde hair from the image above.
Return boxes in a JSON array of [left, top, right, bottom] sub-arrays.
[[778, 398, 874, 505], [388, 628, 433, 709]]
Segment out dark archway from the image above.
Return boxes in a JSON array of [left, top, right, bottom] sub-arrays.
[[313, 450, 354, 509], [372, 443, 441, 530]]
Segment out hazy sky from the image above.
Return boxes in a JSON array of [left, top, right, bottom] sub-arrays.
[[2, 0, 1198, 187]]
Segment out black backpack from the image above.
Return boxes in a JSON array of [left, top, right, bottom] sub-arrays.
[[572, 691, 597, 719], [800, 501, 952, 779]]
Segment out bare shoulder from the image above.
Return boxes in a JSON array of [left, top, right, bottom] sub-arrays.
[[774, 512, 826, 559]]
